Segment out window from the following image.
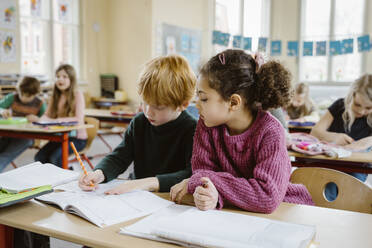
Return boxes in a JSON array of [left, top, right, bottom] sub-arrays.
[[300, 0, 366, 83], [19, 0, 80, 80], [214, 0, 271, 53]]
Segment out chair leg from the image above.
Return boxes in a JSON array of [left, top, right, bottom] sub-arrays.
[[11, 162, 17, 168], [81, 154, 94, 170], [97, 134, 113, 153]]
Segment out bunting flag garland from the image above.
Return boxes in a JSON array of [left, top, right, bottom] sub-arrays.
[[270, 40, 281, 56], [287, 41, 298, 56], [316, 41, 326, 56], [212, 30, 371, 57], [258, 37, 267, 52]]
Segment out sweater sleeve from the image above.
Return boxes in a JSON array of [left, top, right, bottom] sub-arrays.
[[94, 120, 135, 182], [38, 101, 47, 117], [0, 93, 14, 110], [156, 126, 194, 192], [188, 121, 291, 213]]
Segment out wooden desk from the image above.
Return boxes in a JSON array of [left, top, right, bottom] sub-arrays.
[[0, 123, 91, 169], [85, 108, 134, 125], [1, 193, 372, 248], [91, 97, 127, 109], [289, 150, 372, 174], [288, 124, 313, 133]]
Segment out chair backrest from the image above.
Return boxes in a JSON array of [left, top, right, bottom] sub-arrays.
[[81, 117, 99, 154], [290, 167, 372, 214]]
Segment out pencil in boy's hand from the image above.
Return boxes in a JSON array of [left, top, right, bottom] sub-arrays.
[[70, 142, 94, 187]]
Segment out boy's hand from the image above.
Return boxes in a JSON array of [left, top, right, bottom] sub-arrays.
[[26, 114, 39, 123], [170, 178, 189, 204], [334, 133, 354, 145], [2, 109, 11, 118], [78, 170, 105, 191], [193, 177, 218, 211], [104, 177, 159, 195]]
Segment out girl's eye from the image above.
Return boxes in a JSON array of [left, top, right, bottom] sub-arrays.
[[200, 98, 208, 102]]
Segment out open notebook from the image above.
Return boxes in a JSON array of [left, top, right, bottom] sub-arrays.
[[0, 162, 80, 193], [36, 180, 174, 227], [121, 205, 316, 248]]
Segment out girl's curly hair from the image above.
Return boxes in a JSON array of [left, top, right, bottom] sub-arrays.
[[200, 49, 292, 111]]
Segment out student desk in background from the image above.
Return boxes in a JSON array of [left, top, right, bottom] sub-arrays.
[[85, 108, 134, 125], [288, 123, 314, 133], [91, 97, 128, 109], [1, 193, 372, 248], [85, 108, 135, 155], [0, 123, 91, 169], [289, 150, 372, 174]]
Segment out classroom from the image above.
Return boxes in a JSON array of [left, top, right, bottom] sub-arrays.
[[0, 0, 371, 248]]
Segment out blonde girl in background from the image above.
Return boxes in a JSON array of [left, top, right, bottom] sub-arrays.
[[34, 64, 87, 168]]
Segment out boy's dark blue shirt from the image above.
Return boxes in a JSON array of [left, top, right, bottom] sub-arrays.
[[94, 110, 197, 192]]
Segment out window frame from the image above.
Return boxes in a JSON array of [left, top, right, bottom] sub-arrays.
[[19, 0, 81, 81], [299, 0, 368, 86], [213, 0, 271, 52]]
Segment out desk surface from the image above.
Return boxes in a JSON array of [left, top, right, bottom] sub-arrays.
[[0, 123, 91, 133], [85, 108, 135, 119], [0, 193, 371, 248], [288, 150, 372, 163]]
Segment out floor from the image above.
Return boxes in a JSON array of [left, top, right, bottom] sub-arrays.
[[2, 132, 371, 247]]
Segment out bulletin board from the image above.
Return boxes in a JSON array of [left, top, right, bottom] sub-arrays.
[[158, 23, 202, 74]]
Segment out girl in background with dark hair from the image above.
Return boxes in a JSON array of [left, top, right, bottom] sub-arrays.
[[34, 64, 87, 168], [170, 49, 313, 213]]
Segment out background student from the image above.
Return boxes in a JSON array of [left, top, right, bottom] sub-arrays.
[[34, 64, 87, 168], [170, 49, 313, 213], [79, 55, 197, 194], [285, 82, 319, 122], [311, 74, 372, 200], [0, 76, 46, 172]]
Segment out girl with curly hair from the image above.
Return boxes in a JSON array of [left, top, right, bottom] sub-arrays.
[[170, 49, 314, 213]]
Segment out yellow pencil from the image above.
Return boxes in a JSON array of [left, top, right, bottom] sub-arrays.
[[70, 142, 94, 187]]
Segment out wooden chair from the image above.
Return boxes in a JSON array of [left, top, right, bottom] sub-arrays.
[[69, 117, 99, 169], [290, 167, 372, 214]]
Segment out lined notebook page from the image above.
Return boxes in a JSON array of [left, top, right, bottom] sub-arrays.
[[0, 162, 79, 192], [37, 180, 174, 227]]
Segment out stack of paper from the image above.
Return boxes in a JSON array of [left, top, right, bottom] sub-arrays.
[[121, 205, 316, 248]]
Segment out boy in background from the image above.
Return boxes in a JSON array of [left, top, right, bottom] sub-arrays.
[[0, 76, 46, 172]]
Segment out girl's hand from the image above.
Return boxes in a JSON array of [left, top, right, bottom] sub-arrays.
[[193, 177, 218, 211], [104, 177, 159, 195], [78, 170, 105, 191], [26, 114, 39, 123], [334, 133, 354, 145], [2, 109, 11, 118], [170, 178, 189, 204]]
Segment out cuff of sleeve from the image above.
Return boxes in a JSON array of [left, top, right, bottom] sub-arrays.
[[215, 194, 224, 210], [94, 168, 108, 183], [156, 175, 170, 192]]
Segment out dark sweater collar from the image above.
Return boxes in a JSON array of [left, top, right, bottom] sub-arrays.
[[150, 111, 192, 133]]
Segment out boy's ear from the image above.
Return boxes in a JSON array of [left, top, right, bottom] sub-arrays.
[[229, 94, 242, 111], [178, 101, 190, 111]]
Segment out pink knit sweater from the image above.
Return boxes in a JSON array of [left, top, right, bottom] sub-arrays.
[[188, 110, 314, 213]]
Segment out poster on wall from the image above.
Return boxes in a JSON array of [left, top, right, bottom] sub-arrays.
[[158, 23, 202, 73], [31, 0, 42, 17], [0, 0, 16, 29], [0, 31, 16, 62], [58, 0, 71, 23]]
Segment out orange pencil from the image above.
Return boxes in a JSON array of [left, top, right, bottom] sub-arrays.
[[70, 142, 94, 187]]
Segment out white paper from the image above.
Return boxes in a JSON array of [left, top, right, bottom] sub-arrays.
[[37, 181, 174, 227], [121, 206, 316, 248], [0, 162, 80, 192]]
